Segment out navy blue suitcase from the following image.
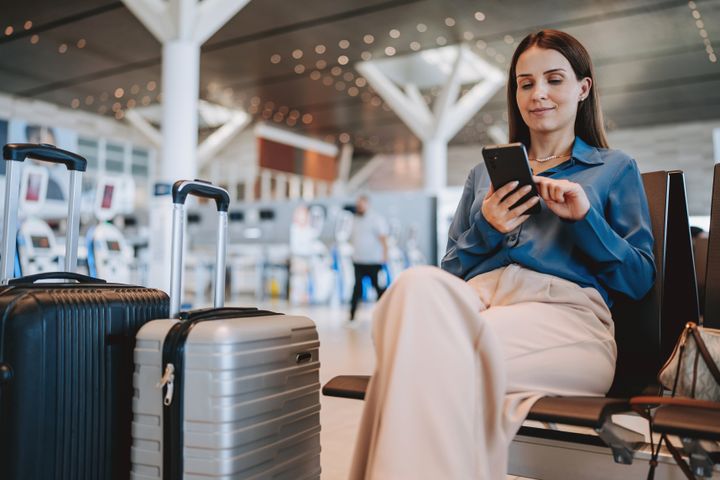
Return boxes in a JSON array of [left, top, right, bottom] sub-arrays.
[[0, 144, 169, 480]]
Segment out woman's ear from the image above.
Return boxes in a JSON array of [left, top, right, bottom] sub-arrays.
[[579, 77, 592, 102]]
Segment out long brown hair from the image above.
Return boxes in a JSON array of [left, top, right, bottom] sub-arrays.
[[507, 29, 608, 149]]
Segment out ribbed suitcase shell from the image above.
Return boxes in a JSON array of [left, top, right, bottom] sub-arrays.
[[0, 282, 169, 480], [131, 314, 321, 479]]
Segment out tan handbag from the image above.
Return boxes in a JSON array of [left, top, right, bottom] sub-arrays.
[[658, 322, 720, 400]]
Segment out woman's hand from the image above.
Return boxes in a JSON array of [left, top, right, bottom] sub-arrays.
[[532, 176, 590, 221], [481, 181, 540, 233]]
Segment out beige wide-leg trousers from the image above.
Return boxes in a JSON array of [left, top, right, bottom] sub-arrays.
[[349, 264, 616, 480]]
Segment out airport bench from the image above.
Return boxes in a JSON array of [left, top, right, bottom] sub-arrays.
[[323, 170, 701, 475]]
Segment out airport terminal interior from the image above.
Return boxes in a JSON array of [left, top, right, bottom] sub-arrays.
[[1, 0, 720, 479]]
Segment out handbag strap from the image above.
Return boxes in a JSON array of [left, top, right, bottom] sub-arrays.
[[662, 434, 696, 480], [689, 324, 720, 387]]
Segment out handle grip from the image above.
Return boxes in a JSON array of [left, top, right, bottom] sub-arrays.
[[172, 179, 230, 212], [3, 143, 87, 172], [8, 272, 107, 285]]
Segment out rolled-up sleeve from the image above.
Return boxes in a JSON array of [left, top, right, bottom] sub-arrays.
[[441, 168, 505, 278], [567, 158, 656, 299]]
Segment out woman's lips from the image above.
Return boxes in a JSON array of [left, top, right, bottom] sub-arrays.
[[529, 106, 555, 116]]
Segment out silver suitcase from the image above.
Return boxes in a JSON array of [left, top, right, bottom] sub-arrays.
[[131, 181, 321, 479]]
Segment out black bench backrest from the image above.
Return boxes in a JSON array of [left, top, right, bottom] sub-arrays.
[[609, 170, 699, 397], [703, 163, 720, 328]]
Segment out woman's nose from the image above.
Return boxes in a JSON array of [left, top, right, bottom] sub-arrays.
[[531, 84, 548, 100]]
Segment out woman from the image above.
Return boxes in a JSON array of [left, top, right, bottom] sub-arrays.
[[349, 30, 655, 479]]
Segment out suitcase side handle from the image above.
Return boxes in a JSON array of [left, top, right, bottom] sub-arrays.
[[1, 143, 85, 284], [7, 271, 107, 285], [169, 180, 230, 318], [3, 143, 88, 172]]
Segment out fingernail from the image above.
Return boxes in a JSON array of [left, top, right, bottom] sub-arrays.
[[522, 185, 531, 191], [511, 181, 519, 187]]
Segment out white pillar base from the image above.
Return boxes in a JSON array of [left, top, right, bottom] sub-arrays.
[[423, 137, 447, 194]]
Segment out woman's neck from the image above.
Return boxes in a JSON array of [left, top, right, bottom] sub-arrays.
[[528, 130, 575, 160]]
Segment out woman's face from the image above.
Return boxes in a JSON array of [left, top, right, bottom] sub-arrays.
[[515, 46, 591, 139]]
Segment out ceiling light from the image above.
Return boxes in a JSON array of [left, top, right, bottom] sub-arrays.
[[270, 54, 281, 63], [273, 112, 283, 122], [114, 88, 124, 98], [292, 49, 303, 59], [302, 114, 313, 124], [339, 133, 350, 143], [98, 105, 108, 114], [339, 39, 350, 49], [76, 38, 86, 48], [287, 118, 297, 126], [130, 84, 140, 94], [338, 55, 349, 65], [322, 76, 334, 86], [688, 1, 696, 8], [476, 39, 487, 49], [315, 44, 326, 54], [348, 86, 359, 96], [58, 43, 68, 54], [115, 111, 125, 120], [504, 35, 514, 44], [370, 97, 382, 107], [335, 82, 346, 91], [361, 92, 372, 101], [343, 72, 354, 81], [696, 19, 704, 29], [331, 66, 342, 76], [127, 99, 136, 108], [710, 53, 717, 62], [416, 23, 427, 33], [361, 51, 372, 60], [289, 110, 300, 118], [410, 41, 421, 51], [30, 34, 39, 44], [141, 96, 151, 106], [250, 96, 260, 106], [100, 92, 109, 101], [363, 34, 375, 44], [4, 26, 13, 36], [249, 105, 258, 113], [294, 64, 306, 74], [474, 11, 485, 21], [310, 70, 322, 80], [692, 10, 701, 19], [355, 77, 367, 87], [147, 81, 157, 91], [445, 17, 455, 27], [112, 102, 122, 112], [85, 96, 94, 105], [436, 36, 447, 46], [264, 101, 275, 109], [389, 29, 400, 39], [316, 59, 327, 69], [71, 99, 80, 108], [463, 31, 474, 41], [385, 46, 396, 56], [24, 21, 32, 30]]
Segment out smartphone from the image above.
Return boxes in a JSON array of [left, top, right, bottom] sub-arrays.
[[481, 142, 541, 214]]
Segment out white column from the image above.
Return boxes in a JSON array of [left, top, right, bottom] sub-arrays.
[[423, 137, 447, 194], [161, 39, 200, 182], [275, 174, 287, 200], [289, 176, 301, 200], [260, 170, 272, 201]]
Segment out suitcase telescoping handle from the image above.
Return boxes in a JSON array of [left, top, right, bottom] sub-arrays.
[[169, 180, 230, 318], [1, 143, 87, 284]]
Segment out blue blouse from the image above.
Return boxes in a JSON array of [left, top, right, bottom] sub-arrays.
[[441, 137, 656, 308]]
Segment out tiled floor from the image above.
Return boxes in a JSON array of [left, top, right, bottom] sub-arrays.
[[252, 298, 528, 479]]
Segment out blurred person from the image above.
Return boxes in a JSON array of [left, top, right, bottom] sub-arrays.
[[349, 194, 388, 320]]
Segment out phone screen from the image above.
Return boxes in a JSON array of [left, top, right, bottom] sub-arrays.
[[481, 143, 541, 214]]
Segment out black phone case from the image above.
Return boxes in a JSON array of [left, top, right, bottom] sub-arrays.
[[482, 143, 541, 214]]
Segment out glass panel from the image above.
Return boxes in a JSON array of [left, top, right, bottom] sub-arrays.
[[77, 137, 99, 169], [105, 142, 125, 172]]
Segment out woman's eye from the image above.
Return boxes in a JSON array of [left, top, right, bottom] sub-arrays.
[[548, 78, 563, 84], [520, 83, 533, 90]]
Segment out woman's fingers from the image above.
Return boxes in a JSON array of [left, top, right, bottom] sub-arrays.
[[509, 195, 540, 217], [500, 184, 532, 209]]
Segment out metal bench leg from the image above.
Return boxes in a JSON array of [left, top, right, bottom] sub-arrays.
[[596, 421, 645, 465]]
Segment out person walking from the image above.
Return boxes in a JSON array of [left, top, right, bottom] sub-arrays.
[[349, 195, 389, 321]]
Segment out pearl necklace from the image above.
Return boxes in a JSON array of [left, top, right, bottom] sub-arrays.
[[528, 152, 572, 163]]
